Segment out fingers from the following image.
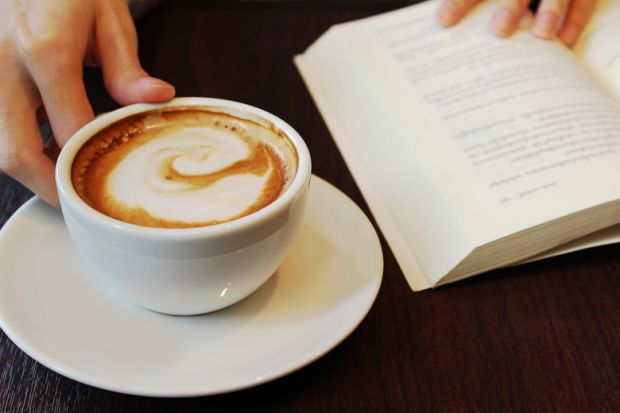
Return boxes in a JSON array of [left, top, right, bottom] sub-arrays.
[[438, 0, 596, 47], [1, 138, 59, 207], [37, 62, 94, 148], [491, 0, 532, 37], [0, 96, 59, 207], [558, 0, 597, 46], [96, 0, 175, 106], [19, 41, 95, 147], [437, 0, 482, 27], [531, 0, 569, 40]]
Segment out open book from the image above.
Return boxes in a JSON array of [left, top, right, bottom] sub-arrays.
[[294, 0, 620, 290]]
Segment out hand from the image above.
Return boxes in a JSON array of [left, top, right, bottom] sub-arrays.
[[0, 0, 175, 207], [437, 0, 598, 47]]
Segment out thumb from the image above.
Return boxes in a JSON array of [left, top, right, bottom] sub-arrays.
[[96, 0, 175, 106], [105, 65, 176, 106]]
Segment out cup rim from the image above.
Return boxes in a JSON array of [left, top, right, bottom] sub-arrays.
[[56, 97, 312, 240]]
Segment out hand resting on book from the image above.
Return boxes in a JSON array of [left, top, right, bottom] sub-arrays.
[[436, 0, 598, 46], [296, 0, 620, 289]]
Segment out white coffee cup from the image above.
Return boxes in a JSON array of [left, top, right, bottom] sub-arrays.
[[56, 97, 311, 315]]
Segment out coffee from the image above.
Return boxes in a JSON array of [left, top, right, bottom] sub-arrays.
[[72, 106, 298, 228]]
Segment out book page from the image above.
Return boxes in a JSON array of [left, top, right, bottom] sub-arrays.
[[298, 0, 620, 287], [338, 1, 620, 235], [297, 32, 450, 290], [574, 0, 620, 99]]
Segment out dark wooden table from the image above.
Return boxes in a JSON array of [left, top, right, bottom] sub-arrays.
[[1, 1, 620, 412]]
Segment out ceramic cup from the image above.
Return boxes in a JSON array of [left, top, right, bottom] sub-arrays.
[[56, 97, 311, 315]]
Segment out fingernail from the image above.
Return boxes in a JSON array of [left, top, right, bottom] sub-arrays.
[[531, 10, 558, 39], [437, 3, 460, 26], [492, 9, 515, 35], [560, 23, 580, 46], [139, 76, 174, 90]]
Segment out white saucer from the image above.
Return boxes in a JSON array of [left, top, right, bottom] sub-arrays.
[[0, 175, 382, 397]]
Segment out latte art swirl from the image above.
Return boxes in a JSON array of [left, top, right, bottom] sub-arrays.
[[72, 108, 297, 228]]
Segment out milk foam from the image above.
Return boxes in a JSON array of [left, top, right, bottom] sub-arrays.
[[107, 126, 272, 223], [72, 107, 297, 228]]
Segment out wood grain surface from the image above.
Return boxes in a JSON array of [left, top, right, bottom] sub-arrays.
[[1, 1, 619, 412]]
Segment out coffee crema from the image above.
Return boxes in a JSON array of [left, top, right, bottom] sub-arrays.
[[72, 107, 298, 228]]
